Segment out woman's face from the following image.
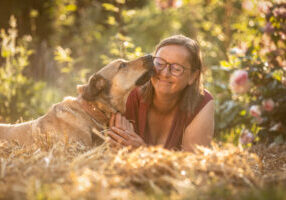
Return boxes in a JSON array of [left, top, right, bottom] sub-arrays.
[[151, 45, 196, 97]]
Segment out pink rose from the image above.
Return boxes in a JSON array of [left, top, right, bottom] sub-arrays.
[[273, 7, 286, 18], [239, 129, 254, 145], [156, 0, 181, 10], [229, 70, 250, 94], [155, 0, 170, 10], [242, 0, 254, 11], [173, 0, 182, 8], [249, 105, 261, 118], [258, 1, 272, 14], [262, 99, 275, 112]]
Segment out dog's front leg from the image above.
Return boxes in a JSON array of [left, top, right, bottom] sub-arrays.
[[0, 121, 35, 145]]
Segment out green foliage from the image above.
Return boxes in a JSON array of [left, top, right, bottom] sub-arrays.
[[215, 1, 286, 144], [237, 186, 286, 200], [0, 16, 47, 123], [0, 0, 284, 145], [182, 183, 286, 200]]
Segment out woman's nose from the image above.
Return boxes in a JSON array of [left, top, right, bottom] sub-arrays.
[[159, 64, 172, 77]]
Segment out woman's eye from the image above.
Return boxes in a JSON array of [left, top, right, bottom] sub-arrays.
[[154, 61, 164, 66], [172, 65, 183, 72]]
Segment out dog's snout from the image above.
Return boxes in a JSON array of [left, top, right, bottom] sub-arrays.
[[135, 55, 155, 86], [142, 54, 154, 69]]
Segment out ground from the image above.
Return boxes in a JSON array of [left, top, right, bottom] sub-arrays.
[[0, 138, 285, 200]]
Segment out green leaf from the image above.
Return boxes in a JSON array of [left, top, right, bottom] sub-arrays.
[[240, 110, 246, 116], [122, 10, 136, 18], [66, 4, 77, 12], [116, 0, 126, 4], [272, 69, 283, 81], [1, 50, 10, 58], [220, 60, 232, 68], [102, 3, 119, 12], [106, 16, 116, 25], [60, 66, 72, 73]]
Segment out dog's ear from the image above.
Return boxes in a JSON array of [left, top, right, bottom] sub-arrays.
[[81, 74, 107, 101]]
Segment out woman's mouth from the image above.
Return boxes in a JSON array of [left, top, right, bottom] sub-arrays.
[[157, 78, 172, 85]]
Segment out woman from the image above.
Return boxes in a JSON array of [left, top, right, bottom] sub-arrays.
[[107, 35, 214, 151]]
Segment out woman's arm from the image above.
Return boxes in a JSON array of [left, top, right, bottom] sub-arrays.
[[181, 100, 215, 152]]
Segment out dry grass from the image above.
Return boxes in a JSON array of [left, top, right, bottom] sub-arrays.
[[0, 137, 285, 200]]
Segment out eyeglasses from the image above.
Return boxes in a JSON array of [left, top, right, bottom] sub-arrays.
[[152, 57, 190, 77]]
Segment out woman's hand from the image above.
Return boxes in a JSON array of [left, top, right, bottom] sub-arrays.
[[107, 113, 145, 148]]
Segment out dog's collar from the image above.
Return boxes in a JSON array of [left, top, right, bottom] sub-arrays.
[[77, 98, 111, 130]]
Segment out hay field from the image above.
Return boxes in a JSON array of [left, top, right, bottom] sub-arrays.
[[0, 139, 285, 200]]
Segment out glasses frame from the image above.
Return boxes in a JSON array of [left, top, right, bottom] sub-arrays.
[[152, 56, 191, 77]]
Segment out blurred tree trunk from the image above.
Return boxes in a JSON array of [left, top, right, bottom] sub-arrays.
[[223, 0, 233, 58]]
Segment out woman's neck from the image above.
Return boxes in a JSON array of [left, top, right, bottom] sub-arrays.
[[152, 93, 180, 114]]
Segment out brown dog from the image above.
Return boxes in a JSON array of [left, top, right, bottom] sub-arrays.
[[0, 55, 153, 146]]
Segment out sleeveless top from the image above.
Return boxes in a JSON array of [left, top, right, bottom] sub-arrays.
[[125, 87, 213, 150]]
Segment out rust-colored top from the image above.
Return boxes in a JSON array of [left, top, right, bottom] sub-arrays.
[[125, 87, 213, 150]]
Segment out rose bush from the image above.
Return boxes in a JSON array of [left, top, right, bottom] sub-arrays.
[[249, 105, 261, 118], [226, 2, 286, 144], [229, 70, 251, 94], [262, 99, 275, 112], [239, 129, 254, 145]]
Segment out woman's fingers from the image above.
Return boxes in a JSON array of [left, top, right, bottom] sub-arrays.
[[114, 113, 133, 131], [127, 121, 134, 132], [111, 127, 130, 140], [112, 127, 146, 147], [115, 113, 128, 130], [108, 114, 145, 149], [115, 112, 122, 129], [106, 136, 120, 147], [109, 113, 115, 127], [130, 133, 145, 146], [123, 116, 129, 130], [107, 130, 128, 146]]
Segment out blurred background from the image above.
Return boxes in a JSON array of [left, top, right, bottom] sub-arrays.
[[0, 0, 285, 145]]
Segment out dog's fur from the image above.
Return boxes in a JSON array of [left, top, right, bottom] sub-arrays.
[[0, 55, 153, 146]]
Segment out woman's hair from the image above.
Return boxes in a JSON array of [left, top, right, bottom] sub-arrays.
[[141, 34, 204, 115]]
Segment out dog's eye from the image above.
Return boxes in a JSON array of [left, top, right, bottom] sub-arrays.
[[119, 62, 127, 70]]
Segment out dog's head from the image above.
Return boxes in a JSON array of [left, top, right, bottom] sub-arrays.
[[77, 55, 153, 113]]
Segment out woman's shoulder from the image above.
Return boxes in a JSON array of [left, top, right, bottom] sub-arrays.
[[200, 89, 214, 109], [202, 89, 213, 102], [191, 89, 213, 118]]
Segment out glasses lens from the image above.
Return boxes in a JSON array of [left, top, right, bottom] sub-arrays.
[[170, 64, 184, 76], [153, 57, 166, 71]]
